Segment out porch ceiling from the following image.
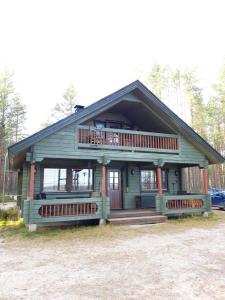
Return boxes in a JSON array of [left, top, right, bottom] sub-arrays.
[[107, 100, 176, 134]]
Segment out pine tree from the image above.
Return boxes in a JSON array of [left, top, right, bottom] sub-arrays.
[[0, 71, 26, 197], [146, 63, 167, 98], [182, 69, 207, 139], [9, 96, 26, 143], [42, 84, 78, 127]]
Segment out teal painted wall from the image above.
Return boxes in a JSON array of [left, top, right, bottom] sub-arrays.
[[22, 163, 29, 201], [21, 163, 29, 216], [34, 164, 42, 196], [33, 123, 77, 161], [94, 164, 102, 192], [123, 164, 140, 209]]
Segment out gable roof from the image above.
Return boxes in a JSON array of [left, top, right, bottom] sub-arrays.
[[9, 80, 224, 164]]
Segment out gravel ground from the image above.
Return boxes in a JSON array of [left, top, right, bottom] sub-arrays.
[[0, 220, 225, 299]]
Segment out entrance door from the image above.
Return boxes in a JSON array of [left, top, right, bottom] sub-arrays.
[[108, 169, 122, 209]]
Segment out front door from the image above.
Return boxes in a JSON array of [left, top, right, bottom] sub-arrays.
[[108, 169, 122, 209]]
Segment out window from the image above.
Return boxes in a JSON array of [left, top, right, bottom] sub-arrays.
[[43, 168, 93, 192], [140, 169, 168, 191], [43, 168, 67, 191], [95, 121, 105, 129], [72, 169, 93, 191], [109, 170, 119, 190]]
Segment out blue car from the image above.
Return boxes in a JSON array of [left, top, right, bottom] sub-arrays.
[[211, 191, 225, 210]]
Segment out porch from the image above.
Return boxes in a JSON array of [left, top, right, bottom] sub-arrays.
[[23, 193, 210, 227], [23, 157, 211, 228]]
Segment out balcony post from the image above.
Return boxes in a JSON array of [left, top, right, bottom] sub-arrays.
[[202, 167, 209, 195], [156, 166, 163, 195]]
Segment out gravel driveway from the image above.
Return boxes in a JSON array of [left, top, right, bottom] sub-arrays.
[[1, 216, 225, 300]]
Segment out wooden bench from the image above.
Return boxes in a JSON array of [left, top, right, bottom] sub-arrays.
[[36, 191, 92, 200]]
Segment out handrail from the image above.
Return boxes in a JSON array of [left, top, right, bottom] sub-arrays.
[[78, 125, 179, 151], [162, 194, 206, 213], [78, 125, 178, 138]]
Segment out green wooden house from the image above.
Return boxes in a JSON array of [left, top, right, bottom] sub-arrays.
[[8, 80, 224, 230]]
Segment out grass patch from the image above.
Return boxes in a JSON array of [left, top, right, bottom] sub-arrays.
[[0, 210, 225, 242]]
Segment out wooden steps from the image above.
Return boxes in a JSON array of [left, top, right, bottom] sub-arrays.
[[107, 209, 167, 225]]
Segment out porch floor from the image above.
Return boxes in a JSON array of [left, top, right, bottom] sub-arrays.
[[107, 209, 167, 225]]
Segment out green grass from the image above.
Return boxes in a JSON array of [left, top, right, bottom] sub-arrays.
[[1, 210, 225, 242]]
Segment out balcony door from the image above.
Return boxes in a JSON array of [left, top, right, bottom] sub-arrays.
[[107, 122, 121, 146], [108, 169, 122, 209]]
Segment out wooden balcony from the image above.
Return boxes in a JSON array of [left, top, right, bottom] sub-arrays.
[[78, 125, 179, 153]]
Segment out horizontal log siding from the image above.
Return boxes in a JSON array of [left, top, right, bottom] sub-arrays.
[[123, 164, 182, 210], [33, 124, 76, 158], [33, 123, 206, 165], [168, 168, 181, 193], [123, 164, 141, 209], [94, 164, 102, 192], [21, 163, 29, 216], [34, 165, 42, 195]]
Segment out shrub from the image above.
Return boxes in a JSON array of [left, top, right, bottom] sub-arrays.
[[0, 194, 16, 203], [0, 207, 20, 221]]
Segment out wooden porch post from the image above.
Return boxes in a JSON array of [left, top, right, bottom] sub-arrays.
[[99, 163, 107, 225], [202, 167, 209, 195], [156, 166, 163, 195], [28, 164, 35, 200], [101, 164, 106, 199], [66, 167, 72, 192]]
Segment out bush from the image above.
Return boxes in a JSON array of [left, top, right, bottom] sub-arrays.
[[0, 207, 20, 221], [0, 194, 16, 203]]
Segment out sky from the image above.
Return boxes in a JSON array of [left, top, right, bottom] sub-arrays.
[[0, 0, 224, 134]]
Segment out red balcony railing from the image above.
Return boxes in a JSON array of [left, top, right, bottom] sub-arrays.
[[78, 126, 179, 152]]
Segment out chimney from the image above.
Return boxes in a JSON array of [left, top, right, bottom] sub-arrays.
[[74, 105, 85, 113]]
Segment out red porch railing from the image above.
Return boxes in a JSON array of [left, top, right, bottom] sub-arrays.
[[39, 202, 98, 218], [78, 126, 179, 151], [166, 199, 203, 210]]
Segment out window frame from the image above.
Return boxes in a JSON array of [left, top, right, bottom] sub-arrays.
[[71, 168, 94, 191], [42, 167, 94, 192], [42, 168, 67, 192], [140, 168, 169, 192], [94, 120, 106, 129]]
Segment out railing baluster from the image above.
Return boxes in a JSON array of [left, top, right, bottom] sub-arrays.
[[167, 198, 203, 210], [78, 127, 179, 151]]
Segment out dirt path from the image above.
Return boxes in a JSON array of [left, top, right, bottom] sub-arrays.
[[1, 222, 225, 300]]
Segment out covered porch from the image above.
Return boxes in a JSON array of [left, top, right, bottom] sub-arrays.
[[22, 156, 211, 229]]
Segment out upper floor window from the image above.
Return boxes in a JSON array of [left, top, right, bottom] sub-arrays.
[[95, 121, 105, 129], [140, 169, 168, 191]]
